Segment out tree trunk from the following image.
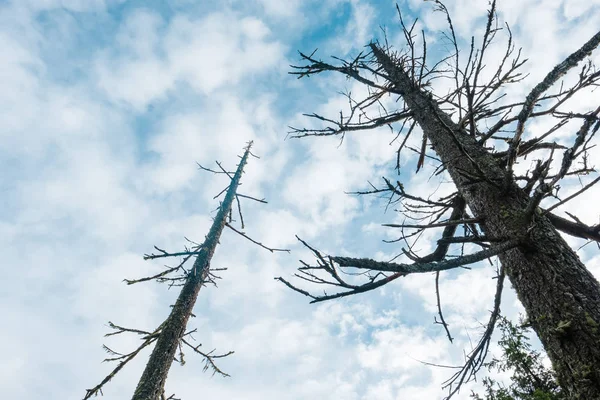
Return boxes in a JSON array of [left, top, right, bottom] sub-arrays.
[[371, 44, 600, 399], [131, 143, 253, 400]]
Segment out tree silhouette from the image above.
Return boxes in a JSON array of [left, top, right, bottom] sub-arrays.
[[85, 141, 289, 400], [278, 1, 600, 398]]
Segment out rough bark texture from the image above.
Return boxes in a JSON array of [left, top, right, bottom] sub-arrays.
[[131, 144, 252, 400], [371, 44, 600, 399]]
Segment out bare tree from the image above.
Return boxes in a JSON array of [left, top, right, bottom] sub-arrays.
[[277, 2, 600, 398], [85, 141, 289, 400]]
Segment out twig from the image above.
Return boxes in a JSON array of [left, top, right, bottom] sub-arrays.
[[442, 264, 506, 399], [435, 271, 454, 342], [544, 176, 600, 214], [225, 223, 290, 253]]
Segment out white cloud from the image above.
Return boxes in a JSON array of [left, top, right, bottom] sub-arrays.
[[256, 0, 302, 18], [95, 11, 286, 111], [15, 0, 124, 12], [336, 0, 376, 52]]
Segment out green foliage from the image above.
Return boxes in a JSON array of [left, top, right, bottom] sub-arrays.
[[471, 316, 565, 400]]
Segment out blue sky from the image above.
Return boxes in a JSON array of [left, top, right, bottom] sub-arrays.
[[2, 0, 600, 399]]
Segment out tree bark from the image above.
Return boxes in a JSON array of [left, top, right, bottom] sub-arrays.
[[131, 143, 253, 400], [371, 44, 600, 399]]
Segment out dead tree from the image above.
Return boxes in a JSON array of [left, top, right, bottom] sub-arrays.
[[84, 141, 289, 400], [277, 2, 600, 398]]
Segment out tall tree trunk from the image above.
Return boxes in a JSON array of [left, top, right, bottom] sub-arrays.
[[132, 142, 253, 400], [371, 44, 600, 399]]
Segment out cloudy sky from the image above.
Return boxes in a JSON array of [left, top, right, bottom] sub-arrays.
[[2, 0, 600, 399]]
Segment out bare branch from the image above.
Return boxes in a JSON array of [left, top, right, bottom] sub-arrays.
[[505, 30, 600, 181], [332, 238, 520, 274], [143, 245, 204, 261], [442, 264, 506, 399], [383, 217, 481, 230], [435, 271, 454, 343], [544, 176, 600, 215], [181, 339, 234, 377], [225, 223, 290, 253], [546, 211, 600, 243], [236, 193, 268, 204]]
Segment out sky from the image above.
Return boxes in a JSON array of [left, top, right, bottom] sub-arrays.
[[1, 0, 600, 399]]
